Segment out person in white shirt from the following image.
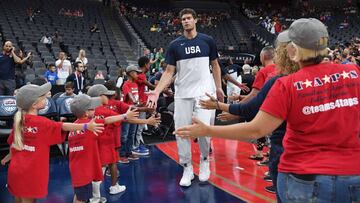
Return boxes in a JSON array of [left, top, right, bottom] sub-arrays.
[[55, 52, 72, 85], [75, 49, 88, 66]]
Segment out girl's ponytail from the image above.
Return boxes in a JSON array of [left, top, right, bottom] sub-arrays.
[[13, 109, 26, 150]]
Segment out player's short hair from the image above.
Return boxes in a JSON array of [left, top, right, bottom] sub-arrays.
[[179, 8, 197, 19]]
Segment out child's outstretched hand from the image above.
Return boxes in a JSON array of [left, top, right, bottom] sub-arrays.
[[126, 108, 139, 120], [146, 115, 161, 127], [88, 119, 105, 136], [1, 158, 7, 166]]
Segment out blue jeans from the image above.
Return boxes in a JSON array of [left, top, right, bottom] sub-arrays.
[[277, 172, 360, 203], [120, 122, 137, 157]]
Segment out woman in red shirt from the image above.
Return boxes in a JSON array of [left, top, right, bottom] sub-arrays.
[[1, 83, 104, 203], [176, 18, 360, 202]]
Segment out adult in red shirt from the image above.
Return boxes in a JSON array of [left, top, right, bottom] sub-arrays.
[[175, 18, 360, 202], [1, 83, 103, 203], [238, 46, 276, 161]]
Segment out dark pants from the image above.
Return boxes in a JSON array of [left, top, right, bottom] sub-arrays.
[[0, 79, 16, 96], [269, 141, 283, 202]]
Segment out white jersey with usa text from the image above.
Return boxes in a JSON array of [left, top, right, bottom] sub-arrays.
[[165, 33, 218, 98]]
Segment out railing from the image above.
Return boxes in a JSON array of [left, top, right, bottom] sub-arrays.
[[111, 5, 144, 58]]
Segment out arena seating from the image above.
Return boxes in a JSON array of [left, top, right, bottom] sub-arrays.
[[242, 3, 360, 46], [127, 16, 243, 52], [0, 0, 128, 80]]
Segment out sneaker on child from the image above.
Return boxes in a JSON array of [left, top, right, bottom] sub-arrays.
[[128, 154, 139, 161], [132, 146, 149, 156], [118, 157, 130, 164], [109, 183, 126, 194]]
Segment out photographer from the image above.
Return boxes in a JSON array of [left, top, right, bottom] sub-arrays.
[[0, 41, 31, 95]]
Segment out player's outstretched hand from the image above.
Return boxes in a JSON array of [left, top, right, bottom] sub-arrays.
[[146, 115, 161, 127], [146, 91, 160, 109]]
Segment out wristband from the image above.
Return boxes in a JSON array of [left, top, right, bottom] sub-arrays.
[[122, 114, 128, 121], [83, 123, 88, 131]]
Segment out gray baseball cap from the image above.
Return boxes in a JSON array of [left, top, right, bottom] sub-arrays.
[[70, 94, 102, 117], [276, 30, 291, 43], [87, 84, 115, 97], [282, 18, 329, 50], [16, 83, 52, 110], [126, 65, 142, 73]]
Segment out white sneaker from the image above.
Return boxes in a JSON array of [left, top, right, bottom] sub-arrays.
[[89, 197, 107, 203], [199, 158, 210, 182], [179, 165, 194, 187], [109, 183, 126, 194]]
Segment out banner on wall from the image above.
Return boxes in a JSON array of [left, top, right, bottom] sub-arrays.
[[219, 53, 256, 64]]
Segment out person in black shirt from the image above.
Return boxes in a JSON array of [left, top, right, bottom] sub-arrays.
[[66, 61, 85, 94]]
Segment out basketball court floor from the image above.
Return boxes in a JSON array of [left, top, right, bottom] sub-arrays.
[[0, 139, 276, 203]]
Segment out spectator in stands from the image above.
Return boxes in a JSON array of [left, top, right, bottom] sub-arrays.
[[40, 34, 52, 45], [14, 49, 31, 88], [43, 64, 59, 85], [52, 31, 64, 49], [115, 67, 126, 99], [66, 61, 85, 94], [0, 41, 31, 95], [154, 47, 165, 74], [60, 82, 75, 97], [95, 71, 105, 80], [26, 7, 35, 22], [55, 52, 72, 85], [75, 49, 89, 80], [75, 49, 88, 66]]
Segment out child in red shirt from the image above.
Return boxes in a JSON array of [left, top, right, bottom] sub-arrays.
[[87, 84, 160, 195], [69, 94, 137, 203], [1, 83, 103, 203]]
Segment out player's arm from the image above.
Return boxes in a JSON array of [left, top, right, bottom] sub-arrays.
[[153, 65, 175, 95], [223, 74, 250, 92], [211, 59, 225, 102]]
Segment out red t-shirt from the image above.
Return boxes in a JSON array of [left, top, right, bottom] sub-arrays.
[[136, 73, 148, 104], [105, 99, 130, 148], [252, 64, 277, 90], [68, 118, 104, 187], [7, 115, 64, 198], [94, 105, 121, 165], [122, 80, 139, 105], [261, 63, 360, 175]]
